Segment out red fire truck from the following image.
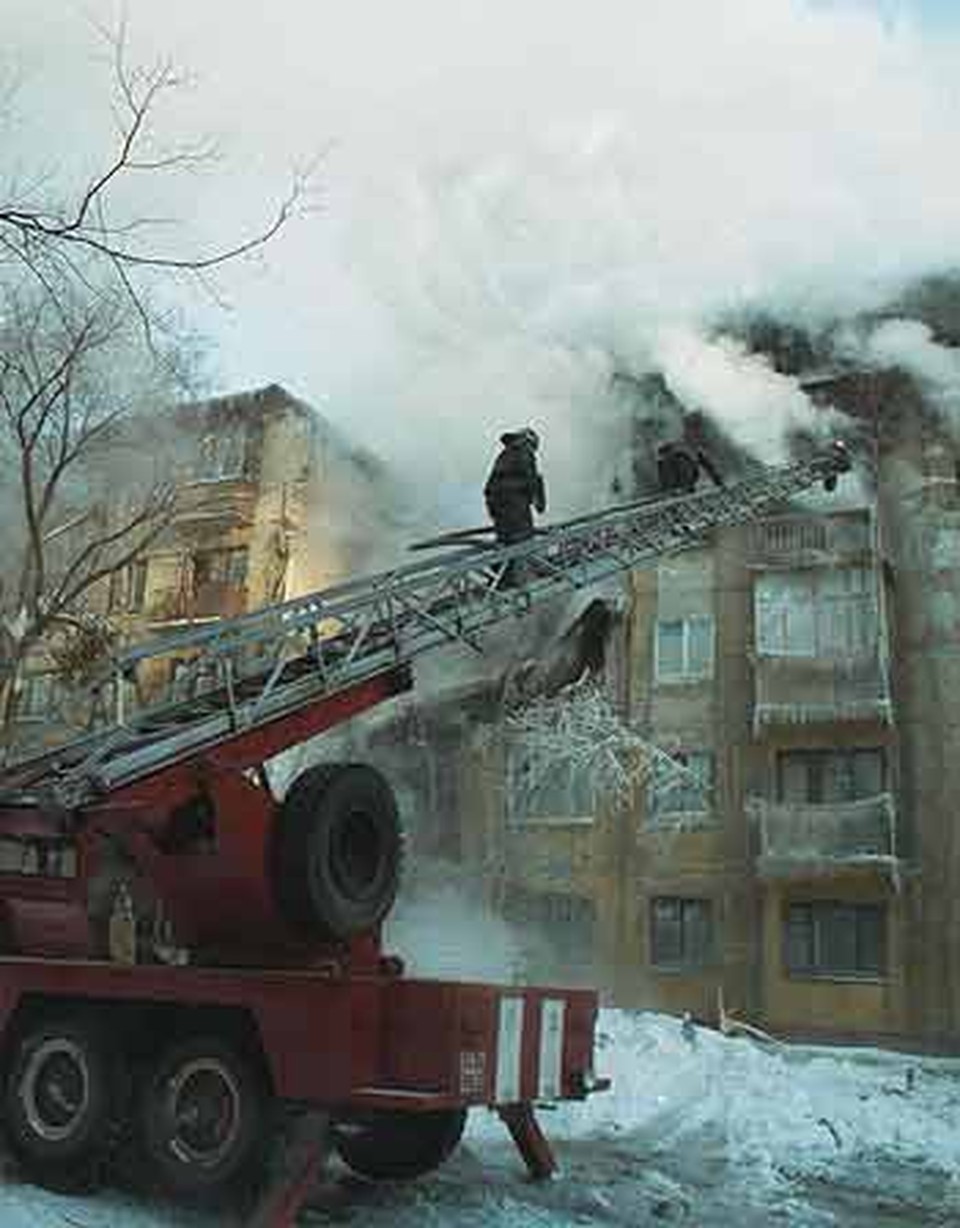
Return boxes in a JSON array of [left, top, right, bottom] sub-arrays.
[[0, 443, 849, 1223]]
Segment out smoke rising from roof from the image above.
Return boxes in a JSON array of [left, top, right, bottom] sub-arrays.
[[861, 318, 960, 430], [327, 0, 960, 516], [652, 328, 843, 464], [4, 0, 960, 522]]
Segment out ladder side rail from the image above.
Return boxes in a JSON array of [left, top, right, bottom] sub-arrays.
[[0, 446, 850, 803], [104, 453, 836, 690], [108, 453, 839, 675]]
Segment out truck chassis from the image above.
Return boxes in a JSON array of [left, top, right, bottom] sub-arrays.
[[0, 954, 599, 1222]]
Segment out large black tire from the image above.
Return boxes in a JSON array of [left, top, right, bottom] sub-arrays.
[[272, 763, 403, 940], [2, 1014, 119, 1190], [135, 1036, 267, 1200], [334, 1107, 467, 1182]]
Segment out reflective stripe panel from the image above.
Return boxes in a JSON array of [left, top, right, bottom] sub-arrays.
[[495, 995, 525, 1103], [538, 998, 566, 1101]]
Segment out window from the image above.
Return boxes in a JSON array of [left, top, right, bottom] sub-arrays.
[[784, 901, 886, 979], [108, 559, 148, 613], [650, 897, 714, 968], [502, 887, 595, 965], [647, 751, 714, 823], [655, 615, 714, 681], [195, 431, 246, 481], [507, 743, 594, 823], [754, 567, 877, 658], [777, 749, 885, 804], [192, 547, 249, 591]]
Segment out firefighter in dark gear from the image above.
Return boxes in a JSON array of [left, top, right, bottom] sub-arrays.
[[656, 440, 724, 495], [484, 428, 547, 545]]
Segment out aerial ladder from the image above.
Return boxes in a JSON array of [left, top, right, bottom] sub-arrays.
[[1, 441, 849, 812], [0, 441, 850, 1222]]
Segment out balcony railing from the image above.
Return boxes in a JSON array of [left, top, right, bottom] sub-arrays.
[[753, 654, 893, 730], [747, 793, 898, 876], [746, 515, 873, 567], [174, 479, 256, 527]]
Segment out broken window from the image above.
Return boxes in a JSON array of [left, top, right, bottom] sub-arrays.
[[650, 896, 715, 968], [754, 567, 877, 658], [654, 615, 714, 681], [784, 900, 887, 979], [507, 742, 595, 823], [777, 748, 885, 804], [647, 750, 714, 823]]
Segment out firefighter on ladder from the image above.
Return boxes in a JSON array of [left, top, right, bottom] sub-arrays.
[[656, 438, 724, 495], [484, 427, 547, 587]]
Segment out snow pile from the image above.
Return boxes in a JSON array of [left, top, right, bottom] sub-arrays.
[[473, 1009, 960, 1185]]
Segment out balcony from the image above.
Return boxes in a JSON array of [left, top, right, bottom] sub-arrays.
[[747, 515, 873, 568], [753, 654, 892, 730], [174, 479, 257, 528], [748, 793, 899, 878]]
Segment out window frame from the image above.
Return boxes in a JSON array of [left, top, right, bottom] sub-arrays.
[[783, 899, 887, 982], [654, 614, 715, 682], [646, 750, 715, 826], [649, 895, 716, 970], [754, 566, 878, 660], [776, 747, 886, 805], [501, 886, 596, 966]]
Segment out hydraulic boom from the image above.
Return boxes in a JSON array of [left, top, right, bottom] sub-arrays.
[[0, 443, 850, 811]]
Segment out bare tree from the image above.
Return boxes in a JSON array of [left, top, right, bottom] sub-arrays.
[[0, 282, 188, 737], [0, 26, 310, 748], [0, 23, 307, 315]]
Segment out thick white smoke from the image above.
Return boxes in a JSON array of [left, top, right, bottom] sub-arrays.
[[323, 0, 960, 513], [5, 0, 960, 519], [862, 318, 960, 430], [653, 328, 834, 464]]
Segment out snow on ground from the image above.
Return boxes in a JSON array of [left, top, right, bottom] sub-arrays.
[[2, 1010, 960, 1225], [528, 1008, 960, 1174]]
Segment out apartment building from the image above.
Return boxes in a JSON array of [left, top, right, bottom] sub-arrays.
[[435, 366, 960, 1047], [12, 363, 960, 1048], [12, 383, 392, 743]]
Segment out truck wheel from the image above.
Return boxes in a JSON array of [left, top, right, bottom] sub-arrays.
[[335, 1107, 467, 1181], [273, 764, 402, 939], [136, 1037, 266, 1199], [3, 1015, 117, 1190]]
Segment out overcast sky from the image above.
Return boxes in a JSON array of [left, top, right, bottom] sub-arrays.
[[4, 0, 960, 521]]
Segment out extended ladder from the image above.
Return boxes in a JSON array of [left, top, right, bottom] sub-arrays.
[[0, 444, 850, 808]]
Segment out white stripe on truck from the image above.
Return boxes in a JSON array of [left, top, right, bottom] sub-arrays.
[[495, 995, 525, 1103], [537, 998, 566, 1101]]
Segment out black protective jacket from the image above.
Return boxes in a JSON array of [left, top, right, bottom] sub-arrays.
[[484, 435, 546, 517], [657, 442, 723, 494]]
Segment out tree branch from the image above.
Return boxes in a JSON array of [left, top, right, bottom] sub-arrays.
[[53, 495, 174, 616]]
